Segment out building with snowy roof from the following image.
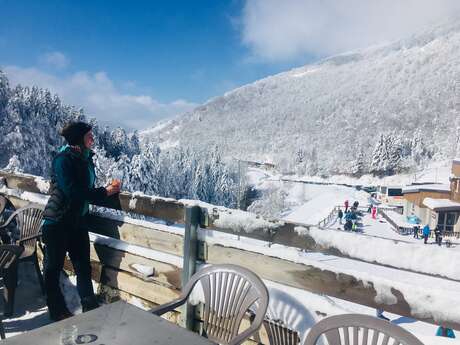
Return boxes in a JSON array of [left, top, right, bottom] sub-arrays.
[[402, 160, 460, 233]]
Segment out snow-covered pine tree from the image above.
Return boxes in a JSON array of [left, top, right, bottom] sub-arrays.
[[370, 134, 389, 176], [4, 155, 22, 173], [0, 70, 244, 208], [306, 147, 318, 175], [370, 133, 403, 176], [349, 146, 366, 176], [294, 148, 306, 175], [127, 143, 162, 196], [386, 134, 402, 174], [0, 83, 83, 176], [410, 130, 430, 165]]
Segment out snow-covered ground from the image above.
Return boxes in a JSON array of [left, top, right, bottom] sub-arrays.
[[266, 280, 457, 345], [247, 167, 370, 223], [283, 159, 453, 188], [246, 166, 460, 343], [3, 165, 459, 344], [1, 262, 90, 339], [282, 184, 369, 224]]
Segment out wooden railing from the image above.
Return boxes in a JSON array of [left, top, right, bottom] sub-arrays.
[[317, 206, 339, 228], [378, 209, 415, 235], [1, 170, 460, 334], [318, 205, 371, 228]]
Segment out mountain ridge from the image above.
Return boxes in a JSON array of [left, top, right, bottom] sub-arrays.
[[143, 18, 460, 177]]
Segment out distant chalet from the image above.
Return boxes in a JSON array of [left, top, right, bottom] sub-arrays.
[[402, 160, 460, 233]]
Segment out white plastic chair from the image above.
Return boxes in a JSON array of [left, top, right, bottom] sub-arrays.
[[151, 264, 269, 345], [263, 318, 300, 345], [305, 314, 425, 345]]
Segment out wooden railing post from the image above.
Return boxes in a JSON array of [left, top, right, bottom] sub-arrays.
[[181, 205, 201, 331]]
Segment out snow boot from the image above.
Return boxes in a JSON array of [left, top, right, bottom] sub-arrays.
[[377, 314, 390, 321], [49, 306, 73, 322], [81, 296, 100, 313]]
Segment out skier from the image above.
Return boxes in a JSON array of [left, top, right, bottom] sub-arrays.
[[436, 326, 456, 338], [376, 308, 390, 321], [344, 219, 353, 231], [434, 227, 442, 246], [344, 200, 349, 212], [413, 225, 419, 239], [338, 208, 344, 224], [42, 121, 121, 321], [423, 224, 430, 244], [371, 206, 377, 219]]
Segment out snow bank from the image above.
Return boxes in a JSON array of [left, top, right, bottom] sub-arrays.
[[383, 210, 414, 228], [263, 280, 457, 345], [131, 191, 178, 204], [213, 209, 280, 233], [289, 159, 453, 187], [180, 198, 281, 233], [197, 227, 460, 325], [128, 196, 137, 210], [33, 176, 50, 194], [301, 226, 460, 281], [283, 184, 369, 225], [90, 210, 170, 227], [0, 186, 49, 205], [131, 263, 155, 277]]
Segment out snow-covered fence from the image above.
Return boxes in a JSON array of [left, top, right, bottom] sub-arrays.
[[318, 205, 370, 228], [317, 206, 339, 227], [378, 209, 416, 236], [2, 170, 460, 333]]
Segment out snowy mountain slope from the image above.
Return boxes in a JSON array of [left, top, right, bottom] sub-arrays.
[[143, 19, 460, 177], [0, 73, 240, 207]]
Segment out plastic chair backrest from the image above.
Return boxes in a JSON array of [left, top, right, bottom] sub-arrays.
[[0, 244, 23, 270], [0, 196, 6, 216], [182, 264, 269, 345], [304, 314, 425, 345], [264, 318, 300, 345], [10, 206, 44, 258]]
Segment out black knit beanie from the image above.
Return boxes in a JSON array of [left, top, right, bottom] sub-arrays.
[[60, 121, 92, 146]]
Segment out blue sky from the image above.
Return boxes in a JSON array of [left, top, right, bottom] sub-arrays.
[[1, 0, 458, 129], [1, 0, 300, 102]]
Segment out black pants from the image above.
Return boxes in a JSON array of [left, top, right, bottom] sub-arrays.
[[42, 220, 94, 315]]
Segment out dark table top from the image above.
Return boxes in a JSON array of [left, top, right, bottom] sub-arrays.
[[2, 301, 215, 345]]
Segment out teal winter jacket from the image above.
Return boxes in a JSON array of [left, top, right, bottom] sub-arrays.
[[43, 145, 107, 225]]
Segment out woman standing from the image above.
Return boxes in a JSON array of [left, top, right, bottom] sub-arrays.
[[42, 121, 120, 321]]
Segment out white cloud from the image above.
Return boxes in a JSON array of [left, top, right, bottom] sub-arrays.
[[39, 51, 70, 69], [3, 65, 197, 130], [240, 0, 460, 61]]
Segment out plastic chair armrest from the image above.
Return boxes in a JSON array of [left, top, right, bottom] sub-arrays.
[[150, 298, 187, 315]]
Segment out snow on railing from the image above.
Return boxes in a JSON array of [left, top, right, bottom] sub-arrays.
[[378, 209, 418, 236], [2, 170, 460, 331], [317, 205, 370, 228], [316, 206, 340, 228]]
